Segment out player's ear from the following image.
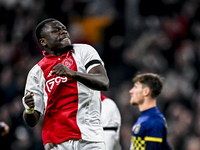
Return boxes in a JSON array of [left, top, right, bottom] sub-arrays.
[[39, 38, 47, 47], [143, 87, 150, 97]]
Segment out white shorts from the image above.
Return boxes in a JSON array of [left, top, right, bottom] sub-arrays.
[[44, 139, 106, 150]]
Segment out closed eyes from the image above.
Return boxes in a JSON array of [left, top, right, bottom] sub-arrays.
[[52, 27, 67, 33]]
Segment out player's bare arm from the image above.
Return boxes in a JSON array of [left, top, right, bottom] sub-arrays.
[[52, 63, 109, 91], [22, 92, 40, 127]]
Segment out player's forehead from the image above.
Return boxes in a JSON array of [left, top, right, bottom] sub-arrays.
[[134, 81, 143, 87], [45, 20, 65, 29]]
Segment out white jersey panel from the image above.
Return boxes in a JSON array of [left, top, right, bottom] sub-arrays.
[[23, 64, 47, 115], [101, 98, 122, 150], [101, 98, 121, 127], [72, 44, 104, 142]]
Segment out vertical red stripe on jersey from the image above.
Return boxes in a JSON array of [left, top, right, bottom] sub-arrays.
[[38, 53, 82, 145]]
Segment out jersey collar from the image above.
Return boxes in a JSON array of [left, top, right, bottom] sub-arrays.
[[42, 50, 73, 58]]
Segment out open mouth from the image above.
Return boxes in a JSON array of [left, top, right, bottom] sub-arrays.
[[61, 37, 71, 43], [60, 37, 71, 45], [61, 37, 69, 41]]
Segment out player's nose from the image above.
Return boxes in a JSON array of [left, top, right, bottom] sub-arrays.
[[60, 29, 67, 35], [129, 88, 133, 93]]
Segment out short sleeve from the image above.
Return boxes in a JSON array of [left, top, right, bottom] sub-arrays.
[[23, 64, 45, 114], [79, 44, 104, 73]]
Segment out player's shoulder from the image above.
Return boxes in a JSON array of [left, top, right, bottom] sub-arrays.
[[73, 43, 96, 51], [28, 63, 42, 77], [102, 98, 120, 114], [142, 114, 166, 129], [102, 98, 117, 106], [30, 63, 40, 72]]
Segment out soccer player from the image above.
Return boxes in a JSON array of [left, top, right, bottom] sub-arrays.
[[101, 94, 121, 150], [22, 18, 109, 150], [129, 73, 171, 150]]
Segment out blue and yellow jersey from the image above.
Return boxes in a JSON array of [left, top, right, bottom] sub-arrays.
[[130, 107, 171, 150]]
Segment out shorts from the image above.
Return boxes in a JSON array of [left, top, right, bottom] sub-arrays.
[[44, 139, 106, 150]]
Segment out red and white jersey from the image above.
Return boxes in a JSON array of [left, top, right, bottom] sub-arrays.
[[101, 94, 121, 150], [24, 44, 105, 145], [100, 94, 121, 150], [100, 94, 121, 128]]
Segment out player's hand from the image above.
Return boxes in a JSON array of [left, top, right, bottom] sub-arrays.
[[0, 122, 9, 137], [51, 63, 75, 78], [22, 92, 35, 114]]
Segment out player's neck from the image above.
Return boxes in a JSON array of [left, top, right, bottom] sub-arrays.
[[45, 45, 73, 56], [139, 98, 156, 112]]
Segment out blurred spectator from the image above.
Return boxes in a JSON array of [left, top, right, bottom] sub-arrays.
[[0, 121, 9, 136]]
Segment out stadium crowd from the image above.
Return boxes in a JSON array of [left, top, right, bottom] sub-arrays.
[[0, 0, 200, 149]]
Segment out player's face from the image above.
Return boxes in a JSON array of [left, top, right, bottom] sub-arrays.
[[42, 21, 71, 50], [129, 82, 145, 105]]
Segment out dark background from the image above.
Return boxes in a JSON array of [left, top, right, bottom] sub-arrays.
[[0, 0, 200, 149]]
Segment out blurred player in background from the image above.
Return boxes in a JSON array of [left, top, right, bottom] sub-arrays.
[[22, 18, 109, 150], [0, 121, 9, 137], [101, 94, 121, 150], [129, 73, 171, 150]]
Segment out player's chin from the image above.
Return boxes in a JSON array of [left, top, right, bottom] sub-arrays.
[[130, 99, 137, 105], [60, 42, 69, 47]]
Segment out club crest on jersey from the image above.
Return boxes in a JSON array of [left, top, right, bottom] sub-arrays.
[[63, 58, 73, 68], [134, 124, 141, 134]]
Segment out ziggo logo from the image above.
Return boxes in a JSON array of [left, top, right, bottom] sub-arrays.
[[46, 76, 67, 92]]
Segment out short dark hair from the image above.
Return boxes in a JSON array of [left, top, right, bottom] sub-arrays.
[[133, 73, 164, 98], [35, 18, 58, 41]]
